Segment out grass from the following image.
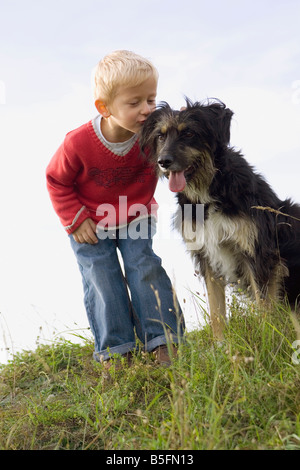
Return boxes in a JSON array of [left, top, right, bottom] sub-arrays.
[[0, 296, 300, 450]]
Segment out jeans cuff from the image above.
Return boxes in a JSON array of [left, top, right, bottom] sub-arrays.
[[144, 334, 179, 353], [93, 341, 137, 362]]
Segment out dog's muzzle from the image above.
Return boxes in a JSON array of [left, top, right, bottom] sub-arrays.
[[158, 154, 187, 193], [158, 154, 173, 170]]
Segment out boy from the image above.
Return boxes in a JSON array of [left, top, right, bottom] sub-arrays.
[[46, 50, 185, 368]]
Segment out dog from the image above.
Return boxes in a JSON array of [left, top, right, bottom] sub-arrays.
[[140, 99, 300, 340]]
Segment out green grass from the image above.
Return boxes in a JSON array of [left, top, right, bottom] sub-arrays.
[[1, 297, 300, 450]]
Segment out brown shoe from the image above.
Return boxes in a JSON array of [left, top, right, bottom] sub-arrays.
[[152, 344, 177, 366]]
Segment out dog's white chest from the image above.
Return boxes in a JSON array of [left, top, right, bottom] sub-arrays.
[[200, 213, 238, 281], [182, 208, 257, 282]]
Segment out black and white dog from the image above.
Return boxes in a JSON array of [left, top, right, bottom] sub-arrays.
[[140, 99, 300, 340]]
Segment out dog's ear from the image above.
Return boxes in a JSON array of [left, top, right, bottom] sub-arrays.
[[209, 102, 233, 146], [139, 111, 158, 153], [139, 102, 172, 154]]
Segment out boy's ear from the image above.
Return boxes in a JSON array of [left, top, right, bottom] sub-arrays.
[[95, 100, 111, 118]]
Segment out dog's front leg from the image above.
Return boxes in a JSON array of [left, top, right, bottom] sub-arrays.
[[204, 265, 226, 341]]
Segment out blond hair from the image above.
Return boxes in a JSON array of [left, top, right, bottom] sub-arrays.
[[93, 50, 158, 104]]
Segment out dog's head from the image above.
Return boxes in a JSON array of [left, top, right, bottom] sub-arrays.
[[140, 99, 233, 193]]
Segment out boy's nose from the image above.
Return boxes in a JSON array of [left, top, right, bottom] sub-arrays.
[[141, 102, 152, 116]]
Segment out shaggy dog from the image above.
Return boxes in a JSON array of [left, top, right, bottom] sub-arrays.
[[140, 99, 300, 340]]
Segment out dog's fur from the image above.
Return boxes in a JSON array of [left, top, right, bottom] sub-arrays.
[[140, 99, 300, 340]]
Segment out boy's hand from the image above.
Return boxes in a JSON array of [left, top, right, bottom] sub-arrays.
[[72, 218, 98, 244]]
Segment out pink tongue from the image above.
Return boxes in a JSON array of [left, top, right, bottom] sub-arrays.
[[168, 171, 186, 192]]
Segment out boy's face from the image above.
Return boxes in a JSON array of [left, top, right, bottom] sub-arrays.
[[101, 76, 157, 140]]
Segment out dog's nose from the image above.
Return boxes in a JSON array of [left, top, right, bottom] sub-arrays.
[[158, 155, 173, 169]]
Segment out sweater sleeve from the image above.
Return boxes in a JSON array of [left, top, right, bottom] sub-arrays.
[[46, 140, 91, 234]]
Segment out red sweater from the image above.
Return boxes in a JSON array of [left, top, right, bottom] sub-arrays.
[[46, 120, 158, 234]]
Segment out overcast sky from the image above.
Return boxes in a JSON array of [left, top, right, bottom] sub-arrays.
[[0, 0, 300, 362]]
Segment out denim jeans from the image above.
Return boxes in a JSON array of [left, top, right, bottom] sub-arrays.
[[69, 217, 185, 361]]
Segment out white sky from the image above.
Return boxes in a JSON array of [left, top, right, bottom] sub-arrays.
[[0, 0, 300, 363]]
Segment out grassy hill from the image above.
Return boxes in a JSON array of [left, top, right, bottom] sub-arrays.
[[1, 297, 300, 450]]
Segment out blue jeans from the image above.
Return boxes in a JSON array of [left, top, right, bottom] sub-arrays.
[[69, 217, 185, 361]]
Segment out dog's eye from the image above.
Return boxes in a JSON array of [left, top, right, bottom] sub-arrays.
[[158, 133, 166, 141], [185, 130, 195, 138]]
